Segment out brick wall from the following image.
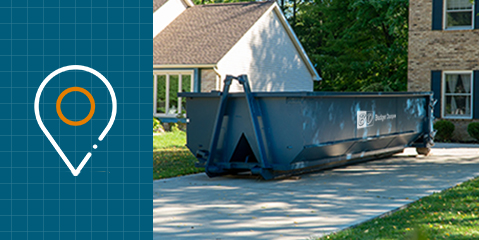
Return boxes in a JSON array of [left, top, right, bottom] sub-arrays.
[[200, 69, 218, 92], [408, 0, 479, 140], [408, 0, 479, 92]]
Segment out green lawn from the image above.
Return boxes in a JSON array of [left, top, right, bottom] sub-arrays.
[[153, 131, 204, 179], [316, 176, 479, 240]]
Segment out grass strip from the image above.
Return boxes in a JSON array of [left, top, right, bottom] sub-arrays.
[[153, 131, 204, 179], [316, 176, 479, 240]]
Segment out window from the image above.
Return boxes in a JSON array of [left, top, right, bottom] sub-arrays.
[[442, 71, 473, 118], [153, 71, 194, 117], [444, 0, 474, 30]]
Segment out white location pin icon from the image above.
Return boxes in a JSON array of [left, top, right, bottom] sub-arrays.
[[34, 65, 117, 176]]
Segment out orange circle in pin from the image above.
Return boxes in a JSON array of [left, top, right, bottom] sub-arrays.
[[56, 87, 95, 126]]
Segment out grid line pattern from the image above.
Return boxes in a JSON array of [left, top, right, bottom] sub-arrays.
[[0, 0, 152, 239]]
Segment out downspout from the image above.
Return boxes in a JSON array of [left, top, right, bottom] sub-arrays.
[[194, 68, 201, 92]]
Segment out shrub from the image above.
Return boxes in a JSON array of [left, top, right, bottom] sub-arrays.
[[467, 122, 479, 141], [153, 118, 164, 132], [171, 123, 180, 132], [433, 120, 454, 142]]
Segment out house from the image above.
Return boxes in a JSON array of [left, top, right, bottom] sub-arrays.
[[408, 0, 479, 140], [153, 0, 320, 120]]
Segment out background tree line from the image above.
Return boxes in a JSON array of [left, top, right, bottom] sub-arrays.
[[193, 0, 409, 92]]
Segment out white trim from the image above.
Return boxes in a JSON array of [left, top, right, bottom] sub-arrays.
[[153, 69, 194, 75], [183, 0, 194, 7], [178, 74, 183, 113], [165, 74, 170, 114], [443, 0, 475, 30], [441, 70, 473, 119], [153, 114, 179, 118], [153, 74, 157, 115], [213, 67, 222, 91]]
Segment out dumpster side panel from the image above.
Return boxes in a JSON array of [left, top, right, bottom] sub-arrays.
[[184, 97, 220, 157], [257, 97, 307, 164], [182, 92, 433, 179], [289, 96, 427, 167], [397, 97, 427, 134], [247, 96, 426, 167], [301, 98, 357, 145]]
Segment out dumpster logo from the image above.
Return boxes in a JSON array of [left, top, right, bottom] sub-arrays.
[[357, 111, 374, 129]]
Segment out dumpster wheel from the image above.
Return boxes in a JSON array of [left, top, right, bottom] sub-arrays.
[[416, 147, 431, 156]]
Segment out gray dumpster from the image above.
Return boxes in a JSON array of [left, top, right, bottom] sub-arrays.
[[179, 75, 435, 180]]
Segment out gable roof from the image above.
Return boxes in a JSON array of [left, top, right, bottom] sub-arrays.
[[153, 0, 169, 12], [154, 1, 275, 65]]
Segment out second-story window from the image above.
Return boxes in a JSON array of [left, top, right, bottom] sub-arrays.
[[445, 0, 474, 30]]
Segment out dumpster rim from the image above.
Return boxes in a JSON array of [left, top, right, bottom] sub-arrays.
[[178, 91, 433, 98]]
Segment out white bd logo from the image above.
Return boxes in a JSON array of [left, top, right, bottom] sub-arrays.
[[357, 111, 374, 129]]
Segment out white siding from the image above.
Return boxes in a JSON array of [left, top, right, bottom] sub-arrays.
[[153, 0, 188, 38], [217, 9, 314, 92]]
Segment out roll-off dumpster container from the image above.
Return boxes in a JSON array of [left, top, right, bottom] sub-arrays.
[[179, 75, 435, 180]]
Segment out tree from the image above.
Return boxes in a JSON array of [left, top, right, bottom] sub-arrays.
[[293, 0, 409, 92]]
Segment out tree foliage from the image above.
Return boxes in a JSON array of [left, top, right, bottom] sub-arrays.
[[292, 0, 409, 92]]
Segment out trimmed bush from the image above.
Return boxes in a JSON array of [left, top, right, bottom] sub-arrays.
[[433, 120, 454, 142], [467, 122, 479, 141]]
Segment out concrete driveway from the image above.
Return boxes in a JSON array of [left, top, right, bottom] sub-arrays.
[[153, 143, 479, 240]]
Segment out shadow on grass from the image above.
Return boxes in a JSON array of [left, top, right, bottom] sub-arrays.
[[153, 147, 204, 179]]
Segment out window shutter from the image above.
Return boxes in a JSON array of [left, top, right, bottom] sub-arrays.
[[432, 0, 444, 30], [474, 71, 479, 119], [431, 70, 442, 118], [475, 1, 479, 29]]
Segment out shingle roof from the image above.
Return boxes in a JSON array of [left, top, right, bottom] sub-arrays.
[[153, 0, 169, 12], [153, 1, 275, 65]]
